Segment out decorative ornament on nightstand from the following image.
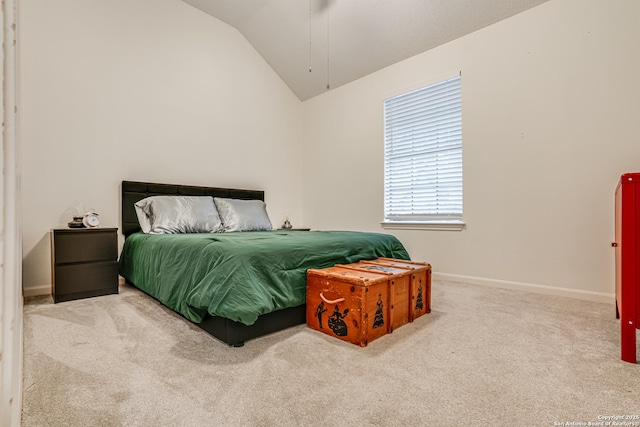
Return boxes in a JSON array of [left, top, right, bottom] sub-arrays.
[[67, 216, 85, 228], [281, 218, 292, 230], [82, 209, 100, 228]]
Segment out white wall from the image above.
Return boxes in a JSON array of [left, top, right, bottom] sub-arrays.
[[301, 0, 640, 297], [20, 0, 303, 293], [20, 0, 640, 299]]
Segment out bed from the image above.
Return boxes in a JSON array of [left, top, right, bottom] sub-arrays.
[[119, 180, 410, 346]]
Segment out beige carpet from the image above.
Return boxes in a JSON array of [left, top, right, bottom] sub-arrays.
[[22, 281, 639, 426]]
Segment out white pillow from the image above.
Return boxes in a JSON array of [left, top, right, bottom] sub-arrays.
[[134, 196, 223, 234], [213, 197, 273, 232]]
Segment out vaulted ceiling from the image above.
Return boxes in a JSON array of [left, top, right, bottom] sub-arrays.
[[181, 0, 549, 101]]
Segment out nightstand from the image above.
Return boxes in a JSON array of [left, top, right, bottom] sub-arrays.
[[51, 228, 119, 303]]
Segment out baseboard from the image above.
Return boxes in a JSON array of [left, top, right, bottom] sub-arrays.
[[25, 274, 613, 303], [23, 277, 126, 298], [433, 272, 615, 304], [23, 285, 51, 298]]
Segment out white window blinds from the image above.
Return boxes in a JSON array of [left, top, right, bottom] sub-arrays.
[[383, 75, 462, 223]]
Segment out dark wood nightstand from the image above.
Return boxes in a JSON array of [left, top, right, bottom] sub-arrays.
[[51, 228, 119, 303]]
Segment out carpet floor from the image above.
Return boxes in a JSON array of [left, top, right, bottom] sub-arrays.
[[22, 281, 640, 426]]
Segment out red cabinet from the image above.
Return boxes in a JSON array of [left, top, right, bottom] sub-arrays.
[[614, 173, 640, 363]]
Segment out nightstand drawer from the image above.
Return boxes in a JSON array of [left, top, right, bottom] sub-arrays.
[[53, 261, 119, 303], [53, 229, 117, 264]]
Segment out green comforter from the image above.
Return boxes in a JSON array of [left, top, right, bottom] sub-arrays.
[[119, 230, 409, 325]]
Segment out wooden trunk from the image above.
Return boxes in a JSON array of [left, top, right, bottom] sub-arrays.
[[336, 262, 412, 331], [306, 258, 431, 346], [306, 266, 391, 346], [360, 258, 431, 322]]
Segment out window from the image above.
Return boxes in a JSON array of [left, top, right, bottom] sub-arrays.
[[383, 75, 463, 230]]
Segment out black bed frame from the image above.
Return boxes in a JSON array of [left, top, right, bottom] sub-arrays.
[[121, 180, 306, 346]]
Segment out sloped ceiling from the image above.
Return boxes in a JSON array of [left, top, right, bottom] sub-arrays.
[[181, 0, 549, 101]]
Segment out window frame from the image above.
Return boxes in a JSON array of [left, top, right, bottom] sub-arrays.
[[381, 74, 465, 231]]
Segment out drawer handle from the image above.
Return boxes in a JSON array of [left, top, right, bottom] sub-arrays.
[[320, 292, 345, 304]]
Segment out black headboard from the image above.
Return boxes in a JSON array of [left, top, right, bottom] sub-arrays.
[[121, 180, 265, 236]]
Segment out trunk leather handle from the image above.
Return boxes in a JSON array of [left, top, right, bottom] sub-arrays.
[[320, 292, 345, 304]]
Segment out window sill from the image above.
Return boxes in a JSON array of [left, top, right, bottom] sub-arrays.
[[381, 221, 466, 231]]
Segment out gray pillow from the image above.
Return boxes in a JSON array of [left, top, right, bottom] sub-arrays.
[[213, 197, 273, 232], [134, 196, 223, 234]]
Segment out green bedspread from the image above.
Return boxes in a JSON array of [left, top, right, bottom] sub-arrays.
[[119, 230, 409, 326]]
